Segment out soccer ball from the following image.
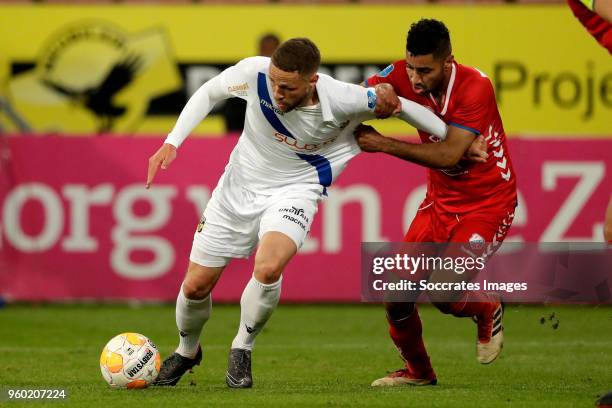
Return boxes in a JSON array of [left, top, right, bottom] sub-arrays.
[[99, 333, 161, 389]]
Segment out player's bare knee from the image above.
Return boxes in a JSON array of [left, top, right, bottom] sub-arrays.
[[182, 264, 217, 299], [183, 262, 225, 299], [181, 278, 211, 300], [253, 258, 283, 284]]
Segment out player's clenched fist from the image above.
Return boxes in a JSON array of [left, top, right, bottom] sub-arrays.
[[354, 124, 388, 153], [373, 83, 401, 119], [146, 143, 177, 189], [466, 135, 488, 163]]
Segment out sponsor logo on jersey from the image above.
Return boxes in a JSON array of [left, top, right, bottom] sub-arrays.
[[228, 82, 249, 97], [260, 98, 284, 115], [273, 133, 337, 152], [367, 89, 377, 110], [377, 64, 395, 78]]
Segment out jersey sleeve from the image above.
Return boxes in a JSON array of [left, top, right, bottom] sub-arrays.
[[398, 97, 447, 139], [328, 80, 378, 121], [217, 56, 267, 100], [165, 57, 265, 147], [364, 62, 403, 88], [446, 77, 495, 136]]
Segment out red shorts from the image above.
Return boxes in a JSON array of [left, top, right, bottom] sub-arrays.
[[405, 200, 515, 246], [401, 200, 516, 282]]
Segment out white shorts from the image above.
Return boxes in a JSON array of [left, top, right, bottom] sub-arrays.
[[189, 165, 321, 267]]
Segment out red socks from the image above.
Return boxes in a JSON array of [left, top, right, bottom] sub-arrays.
[[444, 291, 495, 319], [388, 308, 435, 379]]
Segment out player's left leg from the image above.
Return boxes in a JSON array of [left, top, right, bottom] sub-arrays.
[[226, 231, 296, 388], [156, 260, 227, 386], [429, 209, 514, 364], [226, 192, 318, 388]]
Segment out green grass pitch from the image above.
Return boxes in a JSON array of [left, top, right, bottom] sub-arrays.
[[1, 304, 611, 407]]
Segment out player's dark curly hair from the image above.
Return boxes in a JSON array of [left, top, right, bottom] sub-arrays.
[[271, 38, 321, 76], [406, 19, 452, 59]]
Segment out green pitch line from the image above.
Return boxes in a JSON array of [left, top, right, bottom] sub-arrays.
[[0, 304, 610, 407]]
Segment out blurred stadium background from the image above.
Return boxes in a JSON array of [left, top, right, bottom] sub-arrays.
[[0, 0, 610, 406]]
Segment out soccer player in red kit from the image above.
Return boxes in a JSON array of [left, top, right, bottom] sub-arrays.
[[356, 19, 518, 386], [567, 0, 612, 54]]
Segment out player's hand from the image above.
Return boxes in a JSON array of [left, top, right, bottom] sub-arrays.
[[466, 135, 488, 163], [354, 124, 387, 153], [146, 143, 177, 189], [373, 83, 401, 119]]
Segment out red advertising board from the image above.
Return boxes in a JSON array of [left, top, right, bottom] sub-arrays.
[[0, 136, 609, 301]]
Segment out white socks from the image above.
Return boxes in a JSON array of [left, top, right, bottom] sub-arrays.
[[231, 275, 282, 351], [175, 285, 212, 358], [174, 275, 281, 356]]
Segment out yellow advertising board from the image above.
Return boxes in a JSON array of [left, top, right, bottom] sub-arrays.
[[0, 4, 610, 136]]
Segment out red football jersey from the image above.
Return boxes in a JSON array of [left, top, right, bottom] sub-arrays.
[[366, 60, 517, 215]]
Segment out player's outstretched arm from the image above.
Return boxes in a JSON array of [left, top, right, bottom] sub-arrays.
[[145, 63, 241, 188], [146, 143, 177, 189], [397, 98, 447, 139], [367, 88, 487, 163], [355, 123, 478, 169], [165, 73, 230, 148], [145, 78, 223, 189]]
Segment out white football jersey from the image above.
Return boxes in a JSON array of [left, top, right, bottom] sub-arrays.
[[166, 56, 446, 195], [219, 57, 378, 194]]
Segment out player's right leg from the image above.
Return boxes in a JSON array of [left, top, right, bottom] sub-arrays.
[[226, 192, 317, 389], [371, 302, 437, 386], [226, 231, 297, 389], [372, 200, 438, 387], [155, 259, 227, 386], [428, 209, 514, 364]]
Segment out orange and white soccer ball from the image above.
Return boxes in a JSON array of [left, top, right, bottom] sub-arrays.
[[99, 333, 161, 388]]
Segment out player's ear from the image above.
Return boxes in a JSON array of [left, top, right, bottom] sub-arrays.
[[444, 54, 454, 71], [308, 73, 319, 86], [442, 54, 455, 74]]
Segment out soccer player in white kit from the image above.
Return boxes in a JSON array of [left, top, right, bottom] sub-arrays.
[[145, 38, 447, 388]]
